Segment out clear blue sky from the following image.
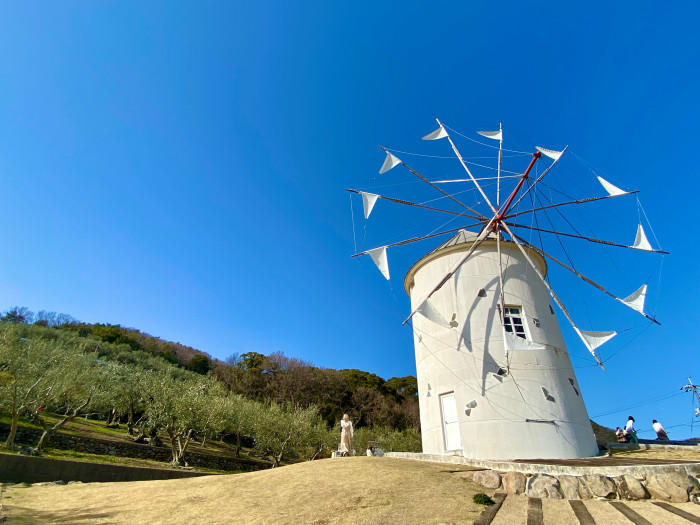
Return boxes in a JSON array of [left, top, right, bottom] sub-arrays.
[[0, 2, 698, 438]]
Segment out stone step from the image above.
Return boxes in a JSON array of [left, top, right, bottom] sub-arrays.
[[474, 494, 700, 525]]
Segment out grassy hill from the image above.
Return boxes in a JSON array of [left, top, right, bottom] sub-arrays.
[[2, 457, 489, 524]]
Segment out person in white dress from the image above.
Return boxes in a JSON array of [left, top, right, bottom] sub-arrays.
[[339, 413, 353, 456], [652, 419, 669, 440]]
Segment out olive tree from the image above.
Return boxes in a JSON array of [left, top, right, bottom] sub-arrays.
[[0, 326, 64, 450], [222, 394, 258, 457], [102, 362, 148, 434], [33, 351, 107, 451], [251, 402, 325, 467], [141, 371, 228, 466]]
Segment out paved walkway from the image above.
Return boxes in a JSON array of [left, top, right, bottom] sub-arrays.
[[474, 493, 700, 524]]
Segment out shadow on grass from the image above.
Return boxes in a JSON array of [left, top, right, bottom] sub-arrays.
[[5, 505, 116, 524]]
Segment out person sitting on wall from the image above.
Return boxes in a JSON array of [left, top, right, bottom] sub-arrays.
[[623, 416, 638, 444], [652, 419, 669, 441], [615, 427, 627, 443]]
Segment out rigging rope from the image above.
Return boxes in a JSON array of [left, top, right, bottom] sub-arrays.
[[591, 390, 685, 419], [349, 193, 357, 254], [442, 123, 532, 155], [384, 147, 525, 160]]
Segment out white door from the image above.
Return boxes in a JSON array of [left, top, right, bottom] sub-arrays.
[[440, 392, 462, 452]]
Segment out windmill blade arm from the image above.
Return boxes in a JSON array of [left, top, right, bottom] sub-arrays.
[[496, 233, 508, 363], [508, 146, 568, 212], [436, 118, 499, 215], [378, 146, 486, 219], [402, 218, 495, 325], [507, 222, 670, 254], [351, 222, 484, 258], [498, 221, 605, 368], [345, 189, 480, 219], [505, 192, 639, 220], [509, 231, 661, 325]]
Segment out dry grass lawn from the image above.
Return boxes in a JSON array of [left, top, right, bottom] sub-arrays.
[[1, 457, 488, 524], [610, 446, 700, 462]]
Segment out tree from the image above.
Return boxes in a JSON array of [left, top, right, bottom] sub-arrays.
[[1, 306, 34, 324], [384, 376, 418, 400], [141, 372, 227, 466], [34, 310, 77, 327], [251, 402, 325, 467], [351, 386, 391, 428], [222, 394, 258, 456], [33, 351, 106, 451], [101, 362, 147, 434], [0, 325, 61, 449], [304, 418, 337, 461], [237, 352, 266, 371], [186, 354, 211, 375]]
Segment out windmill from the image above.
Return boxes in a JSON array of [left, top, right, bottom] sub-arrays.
[[348, 120, 667, 459]]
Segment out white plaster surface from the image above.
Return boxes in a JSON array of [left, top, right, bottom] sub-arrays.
[[405, 233, 607, 459]]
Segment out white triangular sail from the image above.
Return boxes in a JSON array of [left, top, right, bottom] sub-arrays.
[[416, 299, 451, 329], [597, 176, 626, 196], [618, 284, 647, 314], [535, 146, 564, 161], [366, 246, 390, 280], [576, 328, 617, 352], [631, 224, 653, 251], [359, 192, 379, 219], [422, 126, 448, 141], [379, 151, 401, 174], [477, 130, 502, 141]]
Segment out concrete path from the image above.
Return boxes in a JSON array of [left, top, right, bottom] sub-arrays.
[[477, 493, 700, 524]]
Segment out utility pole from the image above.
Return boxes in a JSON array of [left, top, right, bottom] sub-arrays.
[[681, 377, 700, 417]]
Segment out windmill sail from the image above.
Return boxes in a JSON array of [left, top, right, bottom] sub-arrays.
[[631, 224, 653, 251], [619, 284, 647, 314], [359, 192, 379, 219], [576, 328, 617, 352], [422, 126, 448, 140], [379, 151, 401, 174], [535, 146, 564, 161], [597, 176, 627, 196], [477, 129, 502, 141], [366, 246, 390, 280]]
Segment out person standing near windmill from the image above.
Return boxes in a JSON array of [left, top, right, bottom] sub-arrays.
[[652, 419, 669, 440], [624, 416, 638, 443]]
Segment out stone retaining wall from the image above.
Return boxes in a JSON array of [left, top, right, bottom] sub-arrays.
[[0, 423, 265, 473], [386, 452, 700, 502], [386, 451, 700, 477], [461, 468, 700, 503]]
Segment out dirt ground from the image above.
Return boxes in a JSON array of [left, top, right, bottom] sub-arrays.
[[0, 457, 488, 525]]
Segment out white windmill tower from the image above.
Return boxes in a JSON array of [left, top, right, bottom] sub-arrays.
[[349, 119, 667, 459]]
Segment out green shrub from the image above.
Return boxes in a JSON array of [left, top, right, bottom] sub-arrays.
[[473, 493, 495, 506]]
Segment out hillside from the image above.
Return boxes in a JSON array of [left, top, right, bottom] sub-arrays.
[[2, 457, 489, 524], [0, 307, 616, 451], [1, 307, 420, 430]]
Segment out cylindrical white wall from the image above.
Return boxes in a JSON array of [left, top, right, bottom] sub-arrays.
[[404, 231, 598, 460]]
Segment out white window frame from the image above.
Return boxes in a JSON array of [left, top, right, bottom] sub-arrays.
[[501, 305, 530, 341]]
